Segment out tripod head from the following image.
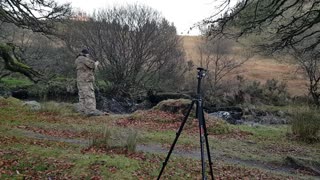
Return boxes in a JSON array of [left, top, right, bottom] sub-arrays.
[[196, 67, 207, 97], [197, 67, 207, 79]]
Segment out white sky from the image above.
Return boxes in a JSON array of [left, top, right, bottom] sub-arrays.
[[56, 0, 233, 35]]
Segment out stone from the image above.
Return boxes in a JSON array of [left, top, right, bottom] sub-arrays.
[[22, 101, 41, 111], [153, 99, 192, 115], [276, 110, 286, 118], [260, 115, 287, 124], [86, 109, 108, 117]]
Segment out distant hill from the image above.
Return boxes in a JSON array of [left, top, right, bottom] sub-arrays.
[[180, 36, 307, 96]]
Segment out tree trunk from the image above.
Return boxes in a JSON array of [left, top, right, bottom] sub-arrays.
[[0, 43, 43, 83], [309, 81, 320, 107]]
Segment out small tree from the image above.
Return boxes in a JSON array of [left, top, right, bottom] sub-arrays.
[[292, 49, 320, 106], [197, 36, 250, 104]]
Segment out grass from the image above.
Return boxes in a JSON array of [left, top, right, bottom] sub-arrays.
[[291, 109, 320, 143], [139, 130, 198, 147], [0, 77, 33, 89], [236, 124, 288, 141], [38, 101, 76, 115], [0, 97, 319, 179], [181, 36, 307, 96]]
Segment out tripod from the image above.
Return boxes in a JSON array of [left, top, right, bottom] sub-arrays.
[[157, 67, 214, 180]]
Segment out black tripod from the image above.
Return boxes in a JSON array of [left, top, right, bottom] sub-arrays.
[[157, 67, 214, 180]]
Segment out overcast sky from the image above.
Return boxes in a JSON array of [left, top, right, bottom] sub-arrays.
[[56, 0, 234, 35]]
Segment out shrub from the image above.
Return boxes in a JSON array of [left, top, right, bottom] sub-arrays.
[[126, 129, 138, 152], [20, 79, 77, 102], [262, 79, 289, 106], [96, 80, 113, 95], [90, 127, 112, 149], [89, 126, 138, 152], [233, 76, 290, 106], [207, 119, 232, 135], [291, 109, 320, 143]]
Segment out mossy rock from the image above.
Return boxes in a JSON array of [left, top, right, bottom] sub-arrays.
[[148, 92, 191, 104], [153, 98, 192, 115], [6, 96, 23, 105], [0, 96, 23, 107], [207, 119, 232, 135]]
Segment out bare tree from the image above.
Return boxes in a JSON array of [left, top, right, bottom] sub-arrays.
[[0, 0, 71, 82], [0, 0, 70, 33], [292, 49, 320, 106], [61, 4, 186, 96], [203, 0, 320, 52], [202, 0, 320, 105], [198, 36, 250, 103]]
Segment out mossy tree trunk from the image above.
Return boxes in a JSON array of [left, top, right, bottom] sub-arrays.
[[0, 43, 43, 83]]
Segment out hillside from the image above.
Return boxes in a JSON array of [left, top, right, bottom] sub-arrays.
[[181, 36, 307, 96]]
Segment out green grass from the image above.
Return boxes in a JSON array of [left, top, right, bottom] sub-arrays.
[[236, 124, 288, 141], [39, 101, 76, 115], [1, 97, 320, 179], [69, 154, 140, 179], [291, 109, 320, 143], [139, 130, 198, 147], [0, 77, 33, 89]]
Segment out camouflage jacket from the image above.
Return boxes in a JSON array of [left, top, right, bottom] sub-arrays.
[[75, 55, 96, 82]]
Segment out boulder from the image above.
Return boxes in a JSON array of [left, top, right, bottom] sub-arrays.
[[148, 91, 191, 105], [207, 107, 244, 124], [259, 115, 287, 124], [22, 101, 41, 111], [96, 96, 130, 114], [153, 99, 192, 115]]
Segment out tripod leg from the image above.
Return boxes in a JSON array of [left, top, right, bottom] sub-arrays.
[[197, 101, 206, 180], [202, 110, 214, 180], [157, 100, 195, 180]]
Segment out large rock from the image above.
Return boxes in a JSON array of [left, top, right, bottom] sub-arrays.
[[258, 115, 287, 124], [96, 96, 132, 114], [152, 99, 192, 115], [207, 106, 244, 124], [22, 101, 41, 111], [148, 91, 191, 105]]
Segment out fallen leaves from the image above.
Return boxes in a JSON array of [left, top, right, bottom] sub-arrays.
[[115, 110, 253, 141], [17, 126, 89, 139], [0, 149, 75, 179]]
